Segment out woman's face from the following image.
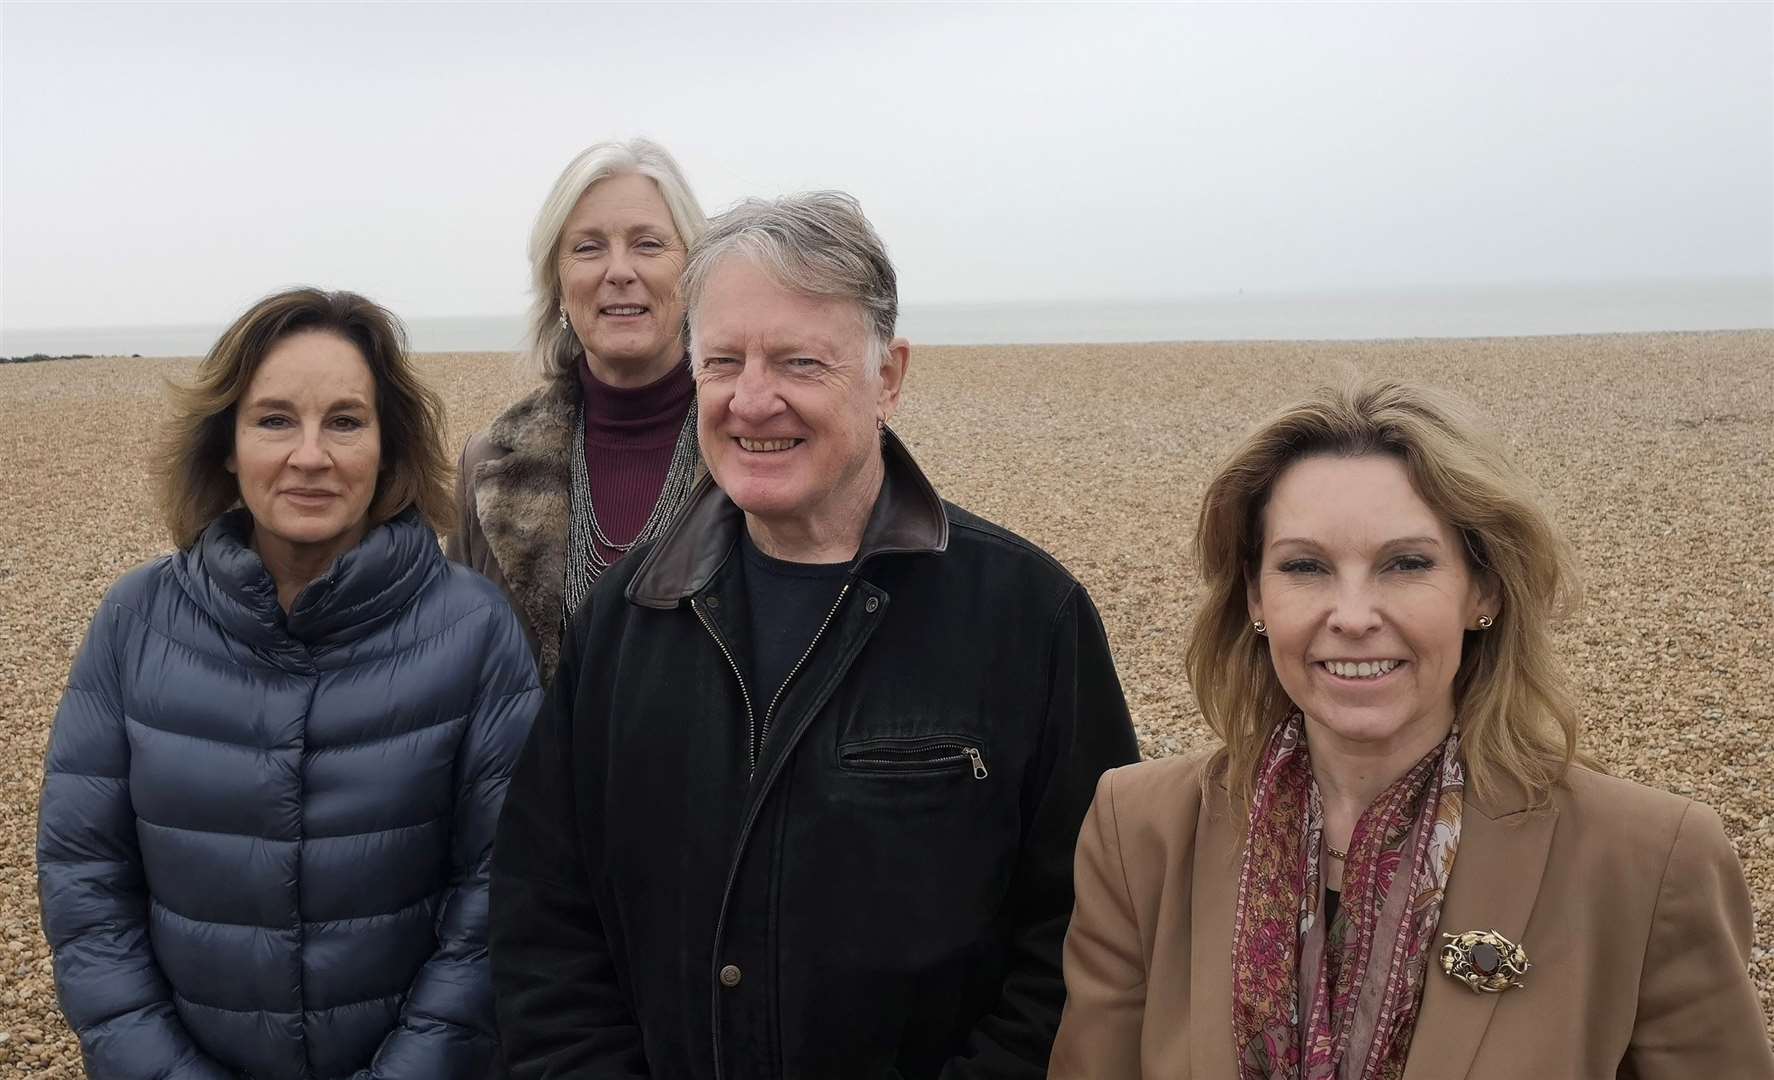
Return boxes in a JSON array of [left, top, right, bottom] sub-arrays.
[[1247, 453, 1496, 762], [228, 330, 381, 561], [557, 172, 688, 387]]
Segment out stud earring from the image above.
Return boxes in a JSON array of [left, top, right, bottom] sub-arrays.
[[1252, 620, 1267, 636], [876, 416, 886, 432], [557, 304, 570, 331], [1476, 615, 1494, 630]]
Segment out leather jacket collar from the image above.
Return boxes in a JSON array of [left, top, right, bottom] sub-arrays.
[[625, 428, 948, 609]]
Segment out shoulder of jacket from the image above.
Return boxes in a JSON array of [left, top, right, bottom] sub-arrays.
[[1092, 744, 1220, 837], [459, 428, 506, 474], [1551, 764, 1702, 846], [1556, 764, 1693, 822], [100, 554, 183, 621], [1087, 750, 1227, 873], [429, 557, 515, 612], [408, 559, 534, 643], [942, 501, 1081, 588], [567, 537, 663, 643], [1547, 768, 1748, 936], [1103, 748, 1219, 820], [1536, 767, 1733, 889], [477, 377, 576, 454]]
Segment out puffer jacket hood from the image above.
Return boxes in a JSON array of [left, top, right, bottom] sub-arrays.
[[38, 508, 541, 1080], [179, 508, 441, 654]]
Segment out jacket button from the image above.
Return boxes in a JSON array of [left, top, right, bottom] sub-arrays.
[[864, 596, 880, 613], [705, 596, 720, 609], [718, 964, 743, 988]]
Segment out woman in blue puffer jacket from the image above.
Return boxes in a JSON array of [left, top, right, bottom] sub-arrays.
[[36, 287, 541, 1079]]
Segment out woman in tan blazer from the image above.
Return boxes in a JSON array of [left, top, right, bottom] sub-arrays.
[[1051, 377, 1772, 1080]]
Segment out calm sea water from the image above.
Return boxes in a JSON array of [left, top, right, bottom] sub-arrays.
[[5, 279, 1769, 359]]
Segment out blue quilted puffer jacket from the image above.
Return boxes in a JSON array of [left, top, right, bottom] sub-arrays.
[[37, 508, 541, 1079]]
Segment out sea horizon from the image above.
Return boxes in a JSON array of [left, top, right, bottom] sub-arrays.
[[4, 277, 1769, 359]]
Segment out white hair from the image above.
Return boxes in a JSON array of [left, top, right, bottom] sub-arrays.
[[523, 137, 707, 382], [683, 192, 897, 381]]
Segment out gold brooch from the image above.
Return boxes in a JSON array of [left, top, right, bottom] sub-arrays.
[[1439, 930, 1530, 993]]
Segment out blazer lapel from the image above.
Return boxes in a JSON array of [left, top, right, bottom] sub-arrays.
[[1191, 783, 1242, 1078], [1402, 784, 1558, 1079]]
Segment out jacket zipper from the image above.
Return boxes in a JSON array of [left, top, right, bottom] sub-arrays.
[[844, 744, 990, 780], [694, 599, 757, 771], [699, 580, 857, 1079], [755, 583, 851, 769]]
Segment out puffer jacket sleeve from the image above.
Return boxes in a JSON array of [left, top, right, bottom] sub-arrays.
[[356, 599, 542, 1079], [37, 594, 234, 1080], [937, 583, 1140, 1079]]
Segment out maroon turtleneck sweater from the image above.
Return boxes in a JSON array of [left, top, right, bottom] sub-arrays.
[[576, 358, 696, 566]]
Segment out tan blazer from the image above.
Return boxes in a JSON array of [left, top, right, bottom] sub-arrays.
[[1050, 751, 1773, 1079]]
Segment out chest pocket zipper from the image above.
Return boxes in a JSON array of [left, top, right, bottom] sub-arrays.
[[841, 740, 989, 780]]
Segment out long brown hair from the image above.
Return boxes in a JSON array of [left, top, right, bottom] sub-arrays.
[[157, 287, 452, 549], [1185, 374, 1583, 810]]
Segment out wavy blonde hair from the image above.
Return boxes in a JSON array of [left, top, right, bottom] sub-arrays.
[[1185, 374, 1584, 811]]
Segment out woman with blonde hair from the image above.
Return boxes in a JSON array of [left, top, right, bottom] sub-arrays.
[[1049, 376, 1771, 1078], [37, 288, 540, 1079], [450, 136, 707, 682]]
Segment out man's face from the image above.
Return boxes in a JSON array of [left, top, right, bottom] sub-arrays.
[[692, 256, 907, 549]]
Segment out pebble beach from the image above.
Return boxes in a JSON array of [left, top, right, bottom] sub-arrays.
[[1, 330, 1770, 1070]]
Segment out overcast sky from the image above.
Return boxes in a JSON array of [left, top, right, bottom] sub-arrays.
[[4, 2, 1770, 331]]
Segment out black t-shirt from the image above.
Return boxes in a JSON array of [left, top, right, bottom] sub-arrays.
[[738, 529, 850, 728]]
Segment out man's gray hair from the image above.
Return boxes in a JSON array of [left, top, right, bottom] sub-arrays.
[[524, 137, 707, 382], [683, 192, 897, 378]]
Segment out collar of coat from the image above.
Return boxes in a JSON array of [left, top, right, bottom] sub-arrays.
[[177, 506, 442, 654], [625, 427, 949, 609]]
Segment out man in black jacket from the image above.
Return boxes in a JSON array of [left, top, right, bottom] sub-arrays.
[[490, 191, 1139, 1079]]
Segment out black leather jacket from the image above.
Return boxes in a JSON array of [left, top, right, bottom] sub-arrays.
[[490, 432, 1139, 1079]]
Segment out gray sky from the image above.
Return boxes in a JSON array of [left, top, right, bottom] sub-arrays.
[[4, 1, 1771, 331]]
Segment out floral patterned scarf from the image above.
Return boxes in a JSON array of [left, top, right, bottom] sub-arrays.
[[1231, 712, 1463, 1080]]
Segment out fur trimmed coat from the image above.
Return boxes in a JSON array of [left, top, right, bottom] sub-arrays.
[[448, 375, 704, 684], [449, 378, 578, 683]]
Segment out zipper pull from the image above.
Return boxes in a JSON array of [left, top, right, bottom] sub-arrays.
[[965, 747, 988, 780]]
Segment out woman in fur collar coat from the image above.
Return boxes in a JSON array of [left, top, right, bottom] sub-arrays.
[[450, 137, 708, 681]]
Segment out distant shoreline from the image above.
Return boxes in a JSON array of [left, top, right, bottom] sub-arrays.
[[1, 352, 146, 364], [2, 353, 96, 364], [7, 279, 1770, 359], [5, 326, 1772, 365]]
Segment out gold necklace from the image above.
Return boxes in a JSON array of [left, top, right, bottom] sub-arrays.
[[1326, 842, 1348, 861]]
